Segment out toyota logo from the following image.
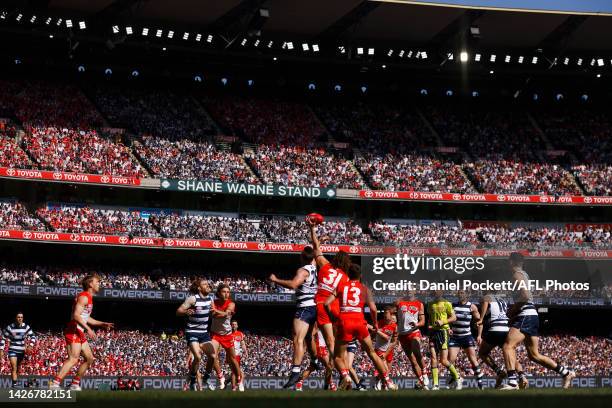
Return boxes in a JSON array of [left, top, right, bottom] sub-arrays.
[[213, 241, 222, 248], [70, 234, 80, 242], [349, 246, 359, 254], [7, 169, 15, 176], [258, 243, 266, 250], [119, 236, 129, 244], [539, 195, 549, 203], [440, 248, 449, 255], [497, 195, 506, 202], [53, 172, 63, 180], [101, 175, 110, 183], [364, 190, 373, 198], [583, 197, 592, 204], [164, 239, 175, 247], [452, 194, 461, 201], [22, 231, 32, 239]]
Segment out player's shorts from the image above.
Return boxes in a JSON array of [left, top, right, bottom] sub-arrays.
[[337, 318, 369, 342], [375, 348, 394, 363], [429, 329, 449, 351], [295, 306, 317, 325], [186, 332, 212, 345], [347, 340, 359, 354], [316, 344, 329, 359], [399, 330, 422, 348], [483, 330, 508, 347], [511, 315, 539, 337], [316, 300, 340, 326], [449, 335, 476, 348], [213, 333, 235, 350], [64, 327, 87, 345], [7, 351, 24, 361]]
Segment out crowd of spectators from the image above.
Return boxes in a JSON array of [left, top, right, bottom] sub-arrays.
[[261, 216, 372, 245], [0, 135, 33, 169], [478, 225, 611, 249], [1, 330, 609, 378], [370, 222, 479, 247], [152, 214, 267, 241], [0, 201, 47, 231], [245, 145, 364, 189], [355, 153, 476, 192], [134, 136, 257, 182]]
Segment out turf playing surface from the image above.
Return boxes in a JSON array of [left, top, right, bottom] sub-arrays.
[[53, 388, 612, 408]]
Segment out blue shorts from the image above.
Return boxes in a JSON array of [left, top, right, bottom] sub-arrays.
[[186, 332, 212, 345], [511, 315, 539, 337], [483, 331, 508, 347], [295, 306, 317, 325], [449, 335, 476, 349], [8, 351, 24, 361], [347, 340, 358, 354]]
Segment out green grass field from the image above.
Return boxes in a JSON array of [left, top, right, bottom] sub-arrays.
[[63, 389, 612, 408]]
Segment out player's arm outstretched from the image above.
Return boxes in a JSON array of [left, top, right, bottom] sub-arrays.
[[268, 268, 309, 290], [213, 301, 235, 318], [176, 296, 196, 317], [308, 220, 329, 268]]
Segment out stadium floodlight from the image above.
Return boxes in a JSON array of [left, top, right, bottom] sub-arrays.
[[447, 53, 454, 60], [195, 34, 202, 42], [183, 32, 189, 40], [475, 53, 481, 62], [387, 49, 393, 57], [312, 44, 319, 52], [126, 26, 133, 35], [563, 57, 570, 65], [421, 51, 428, 59], [505, 55, 511, 63], [407, 50, 413, 58], [45, 17, 51, 25], [368, 48, 374, 55], [267, 40, 273, 48], [142, 28, 149, 36], [490, 54, 496, 62], [286, 41, 293, 50], [16, 13, 22, 22], [532, 56, 538, 64], [207, 35, 214, 43], [459, 51, 468, 62], [241, 38, 247, 46], [79, 21, 86, 30], [302, 43, 309, 51], [577, 58, 583, 66], [518, 56, 524, 64], [597, 58, 604, 67], [254, 39, 260, 47], [30, 16, 36, 23], [155, 29, 162, 37], [66, 19, 72, 28], [398, 50, 405, 57], [357, 47, 364, 55], [112, 25, 119, 34], [56, 18, 62, 26], [167, 30, 174, 39]]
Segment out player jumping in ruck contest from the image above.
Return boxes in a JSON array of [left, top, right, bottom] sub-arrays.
[[269, 246, 319, 389], [50, 274, 114, 390], [501, 253, 576, 390], [1, 312, 36, 388]]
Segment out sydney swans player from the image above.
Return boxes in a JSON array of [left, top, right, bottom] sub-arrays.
[[371, 305, 398, 390], [396, 291, 429, 389], [325, 264, 397, 391], [50, 274, 114, 390], [1, 312, 36, 388], [501, 253, 575, 390], [230, 320, 248, 390], [268, 246, 318, 388]]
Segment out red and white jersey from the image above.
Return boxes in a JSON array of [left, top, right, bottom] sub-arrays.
[[337, 279, 367, 319], [397, 300, 423, 335], [211, 299, 233, 336], [315, 263, 348, 303], [374, 319, 397, 352], [232, 330, 245, 356], [67, 291, 93, 332]]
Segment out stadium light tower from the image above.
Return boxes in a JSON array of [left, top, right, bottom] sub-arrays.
[[460, 51, 468, 63]]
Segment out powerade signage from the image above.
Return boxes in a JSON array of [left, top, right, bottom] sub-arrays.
[[160, 179, 336, 199]]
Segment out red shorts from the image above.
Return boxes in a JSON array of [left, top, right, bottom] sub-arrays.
[[316, 344, 329, 359], [64, 327, 87, 345], [316, 300, 340, 326], [337, 318, 369, 342], [376, 348, 394, 363], [399, 331, 422, 348], [213, 333, 235, 350]]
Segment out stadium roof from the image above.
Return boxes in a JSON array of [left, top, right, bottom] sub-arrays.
[[16, 0, 612, 51]]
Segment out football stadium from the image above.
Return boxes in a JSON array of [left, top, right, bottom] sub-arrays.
[[0, 0, 610, 406]]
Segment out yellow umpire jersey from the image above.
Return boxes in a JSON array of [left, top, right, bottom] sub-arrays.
[[427, 299, 454, 331]]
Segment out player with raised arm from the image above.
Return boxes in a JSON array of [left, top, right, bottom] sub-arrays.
[[230, 320, 247, 390], [501, 253, 575, 390], [427, 290, 462, 390], [476, 291, 528, 389], [325, 264, 397, 391], [50, 274, 114, 390], [2, 312, 36, 388], [448, 290, 484, 389], [307, 214, 352, 367], [176, 277, 218, 391], [396, 291, 429, 389], [371, 305, 398, 390], [268, 246, 318, 389], [211, 284, 244, 391]]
